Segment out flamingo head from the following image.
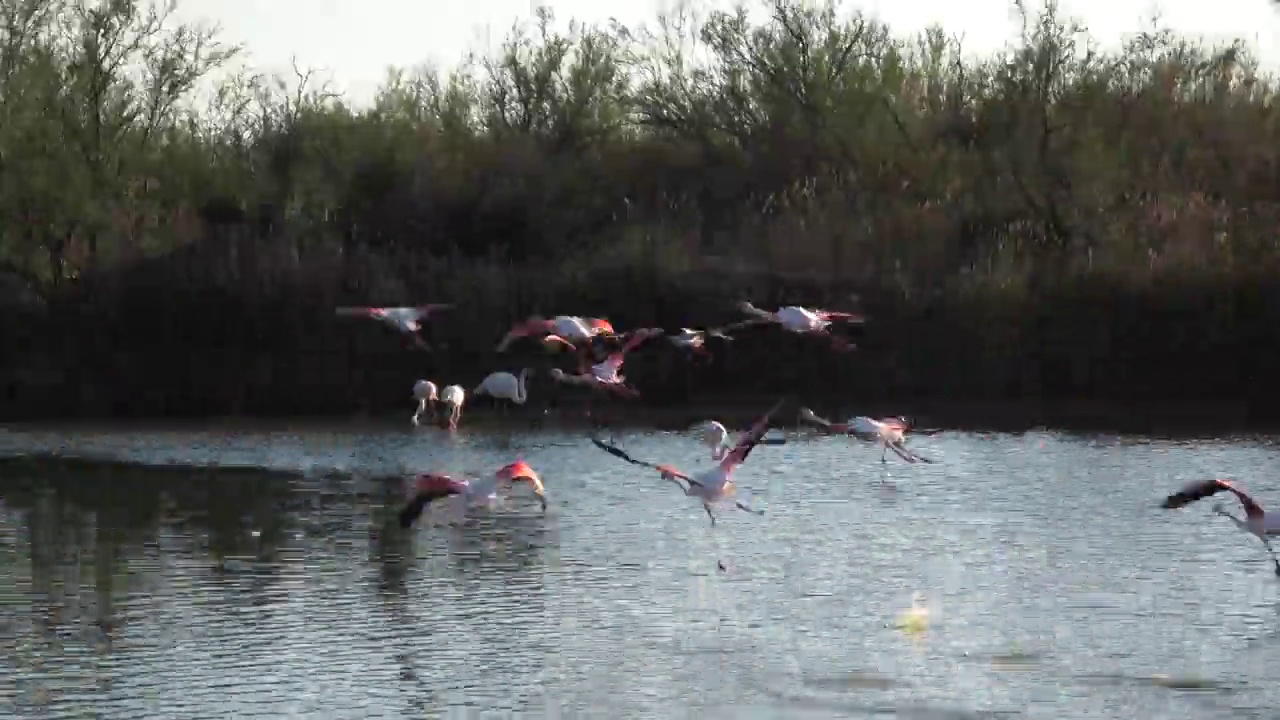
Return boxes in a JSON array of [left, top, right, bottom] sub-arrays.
[[587, 318, 615, 335]]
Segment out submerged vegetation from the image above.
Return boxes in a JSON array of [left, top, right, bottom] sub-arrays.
[[0, 0, 1275, 425]]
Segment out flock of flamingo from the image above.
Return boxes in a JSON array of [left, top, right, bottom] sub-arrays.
[[337, 301, 1280, 576]]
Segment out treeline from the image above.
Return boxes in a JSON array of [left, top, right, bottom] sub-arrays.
[[0, 0, 1277, 426]]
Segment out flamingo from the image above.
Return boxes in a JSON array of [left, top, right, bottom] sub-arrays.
[[1162, 478, 1280, 576], [591, 399, 784, 528], [411, 380, 438, 426], [440, 385, 465, 429], [798, 408, 935, 464], [548, 328, 662, 398], [398, 459, 547, 528], [667, 327, 734, 360], [473, 369, 531, 411], [727, 302, 863, 352], [697, 419, 785, 461], [336, 304, 453, 350], [495, 315, 609, 352]]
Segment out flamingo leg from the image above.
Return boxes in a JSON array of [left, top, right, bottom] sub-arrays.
[[1215, 508, 1280, 576], [735, 500, 764, 516], [704, 503, 716, 526], [1264, 537, 1280, 576]]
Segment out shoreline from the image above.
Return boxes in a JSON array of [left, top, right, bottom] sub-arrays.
[[0, 397, 1265, 438]]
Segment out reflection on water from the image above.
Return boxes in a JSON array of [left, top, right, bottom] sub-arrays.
[[1, 429, 1280, 717]]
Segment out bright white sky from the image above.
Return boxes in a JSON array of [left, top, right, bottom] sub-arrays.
[[174, 0, 1280, 104]]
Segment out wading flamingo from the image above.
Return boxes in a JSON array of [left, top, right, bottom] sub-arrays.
[[727, 302, 864, 352], [697, 419, 785, 461], [1162, 479, 1280, 576], [591, 400, 785, 570], [548, 328, 663, 398], [336, 304, 453, 350], [411, 380, 438, 426], [495, 315, 610, 352], [440, 385, 465, 429], [473, 369, 531, 411], [399, 459, 547, 528], [799, 408, 935, 464]]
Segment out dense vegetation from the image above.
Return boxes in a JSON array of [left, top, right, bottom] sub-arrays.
[[0, 0, 1276, 427]]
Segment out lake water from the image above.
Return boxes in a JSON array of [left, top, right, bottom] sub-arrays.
[[1, 423, 1279, 719]]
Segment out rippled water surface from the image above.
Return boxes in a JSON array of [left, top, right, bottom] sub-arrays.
[[1, 423, 1280, 719]]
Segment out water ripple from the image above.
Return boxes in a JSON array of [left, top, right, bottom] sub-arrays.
[[1, 425, 1279, 718]]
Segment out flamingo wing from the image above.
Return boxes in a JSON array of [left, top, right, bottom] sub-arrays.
[[814, 309, 867, 324], [722, 398, 788, 468], [590, 436, 669, 474], [414, 304, 454, 318], [619, 327, 662, 354], [1162, 479, 1239, 510]]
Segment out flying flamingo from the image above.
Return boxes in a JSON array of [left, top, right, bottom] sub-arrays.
[[495, 315, 611, 353], [411, 380, 438, 426], [592, 399, 783, 524], [697, 419, 785, 461], [335, 304, 453, 350], [799, 408, 935, 463], [398, 459, 547, 528], [1162, 479, 1280, 576], [473, 369, 531, 412], [666, 327, 735, 360], [439, 385, 465, 429], [548, 328, 663, 398], [726, 302, 864, 352]]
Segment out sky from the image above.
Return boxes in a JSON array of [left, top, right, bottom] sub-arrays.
[[173, 0, 1280, 104]]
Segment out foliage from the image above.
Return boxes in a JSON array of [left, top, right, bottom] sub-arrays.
[[0, 0, 1276, 423]]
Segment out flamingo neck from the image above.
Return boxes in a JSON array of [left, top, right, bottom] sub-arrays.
[[514, 371, 528, 403]]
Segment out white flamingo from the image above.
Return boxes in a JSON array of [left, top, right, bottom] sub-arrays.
[[495, 315, 613, 352], [440, 384, 465, 429], [1162, 478, 1280, 576], [411, 380, 438, 426], [799, 408, 934, 463], [548, 328, 661, 398], [336, 304, 453, 350], [473, 369, 531, 411], [727, 302, 863, 351], [398, 459, 547, 527]]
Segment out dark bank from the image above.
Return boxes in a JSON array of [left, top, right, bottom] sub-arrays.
[[0, 0, 1277, 434]]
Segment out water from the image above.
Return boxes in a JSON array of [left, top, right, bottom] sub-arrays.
[[1, 424, 1279, 719]]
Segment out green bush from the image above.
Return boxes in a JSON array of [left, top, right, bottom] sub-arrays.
[[0, 0, 1275, 424]]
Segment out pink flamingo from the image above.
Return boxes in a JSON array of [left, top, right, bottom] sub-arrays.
[[798, 408, 936, 463], [398, 460, 546, 528], [336, 304, 453, 350], [1163, 479, 1280, 576], [548, 328, 663, 398], [495, 315, 613, 353], [726, 302, 864, 352], [590, 400, 784, 570]]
